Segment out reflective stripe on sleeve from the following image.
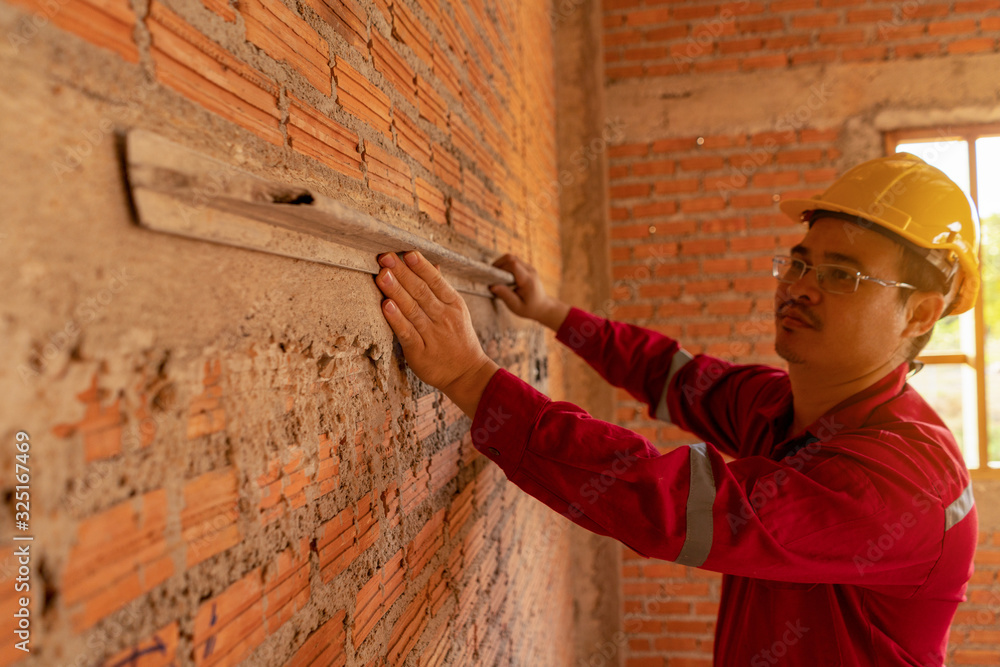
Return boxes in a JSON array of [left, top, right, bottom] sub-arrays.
[[945, 482, 974, 531], [655, 348, 695, 424], [674, 443, 716, 567]]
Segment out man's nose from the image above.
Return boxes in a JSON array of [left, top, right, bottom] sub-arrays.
[[785, 267, 822, 302]]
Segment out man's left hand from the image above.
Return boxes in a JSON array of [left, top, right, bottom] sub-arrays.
[[375, 251, 498, 415]]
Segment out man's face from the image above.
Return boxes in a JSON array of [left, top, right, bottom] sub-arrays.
[[774, 217, 911, 374]]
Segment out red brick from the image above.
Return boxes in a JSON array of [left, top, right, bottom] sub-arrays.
[[693, 58, 742, 73], [611, 183, 652, 199], [847, 8, 894, 22], [654, 178, 700, 195], [674, 4, 720, 20], [681, 239, 727, 255], [703, 258, 749, 273], [415, 74, 448, 132], [304, 0, 366, 49], [737, 17, 785, 32], [148, 2, 282, 145], [634, 242, 680, 259], [877, 24, 925, 40], [791, 12, 839, 29], [706, 299, 754, 314], [771, 0, 813, 9], [645, 25, 688, 41], [203, 0, 236, 21], [634, 201, 680, 218], [776, 148, 824, 164], [679, 156, 725, 171], [241, 0, 330, 93], [606, 29, 644, 47], [609, 143, 650, 158], [286, 610, 347, 666], [633, 159, 676, 176], [364, 141, 414, 204], [730, 234, 778, 251], [288, 93, 363, 179], [731, 193, 778, 208], [742, 53, 787, 69], [948, 38, 996, 54], [764, 34, 811, 49], [681, 196, 727, 212], [956, 0, 1000, 10], [929, 19, 978, 35], [911, 3, 951, 18], [983, 16, 1000, 30], [639, 282, 683, 298], [651, 136, 701, 152], [626, 8, 673, 25], [700, 216, 746, 233], [372, 31, 417, 105], [335, 56, 392, 137], [818, 28, 866, 44]]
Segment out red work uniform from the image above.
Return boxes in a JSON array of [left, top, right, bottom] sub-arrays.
[[469, 306, 977, 666]]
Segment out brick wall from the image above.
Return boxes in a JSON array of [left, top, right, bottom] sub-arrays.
[[603, 0, 1000, 79], [0, 0, 573, 664], [601, 2, 1000, 664]]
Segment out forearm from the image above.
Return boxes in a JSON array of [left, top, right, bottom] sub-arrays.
[[538, 299, 572, 332]]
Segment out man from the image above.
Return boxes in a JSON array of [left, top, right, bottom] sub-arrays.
[[373, 153, 980, 664]]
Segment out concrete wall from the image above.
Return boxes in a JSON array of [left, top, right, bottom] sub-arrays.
[[0, 0, 589, 663], [599, 1, 1000, 665]]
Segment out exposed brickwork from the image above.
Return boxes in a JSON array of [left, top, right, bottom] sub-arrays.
[[4, 0, 568, 662], [603, 0, 1000, 79]]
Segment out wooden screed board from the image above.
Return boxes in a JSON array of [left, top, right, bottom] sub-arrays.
[[124, 129, 515, 297]]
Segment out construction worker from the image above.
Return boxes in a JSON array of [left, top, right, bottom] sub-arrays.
[[373, 152, 980, 665]]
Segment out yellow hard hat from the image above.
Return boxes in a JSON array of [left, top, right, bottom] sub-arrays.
[[780, 152, 981, 315]]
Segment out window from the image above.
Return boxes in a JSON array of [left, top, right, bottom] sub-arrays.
[[885, 126, 999, 474]]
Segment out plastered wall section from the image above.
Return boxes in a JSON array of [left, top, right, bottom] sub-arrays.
[[0, 0, 575, 664], [594, 1, 1000, 666]]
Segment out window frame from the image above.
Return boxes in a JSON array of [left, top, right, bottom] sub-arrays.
[[885, 125, 997, 477]]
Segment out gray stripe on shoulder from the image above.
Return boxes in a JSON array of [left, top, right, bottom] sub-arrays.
[[945, 482, 975, 531], [674, 442, 716, 567], [655, 348, 695, 424]]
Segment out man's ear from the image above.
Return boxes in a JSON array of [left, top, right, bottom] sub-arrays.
[[901, 291, 946, 339]]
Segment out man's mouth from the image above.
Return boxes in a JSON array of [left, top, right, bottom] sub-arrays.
[[775, 304, 817, 329]]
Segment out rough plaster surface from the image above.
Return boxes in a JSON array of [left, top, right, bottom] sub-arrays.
[[607, 53, 1000, 148], [0, 7, 572, 663], [554, 0, 622, 664]]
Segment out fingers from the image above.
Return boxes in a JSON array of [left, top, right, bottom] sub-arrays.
[[397, 251, 459, 305], [490, 284, 524, 312], [376, 263, 432, 329], [381, 298, 424, 350], [379, 251, 460, 320], [492, 254, 533, 288]]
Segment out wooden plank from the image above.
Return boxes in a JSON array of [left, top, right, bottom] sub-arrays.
[[124, 129, 514, 296]]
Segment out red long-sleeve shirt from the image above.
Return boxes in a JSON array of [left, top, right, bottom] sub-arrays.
[[469, 306, 976, 665]]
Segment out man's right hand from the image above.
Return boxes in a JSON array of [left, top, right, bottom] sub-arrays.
[[490, 254, 571, 332]]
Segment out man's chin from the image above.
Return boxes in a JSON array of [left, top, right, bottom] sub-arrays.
[[775, 338, 807, 365]]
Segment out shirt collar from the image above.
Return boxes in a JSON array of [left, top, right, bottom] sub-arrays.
[[768, 360, 911, 449]]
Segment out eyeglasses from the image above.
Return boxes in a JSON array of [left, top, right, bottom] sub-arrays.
[[772, 256, 918, 295]]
